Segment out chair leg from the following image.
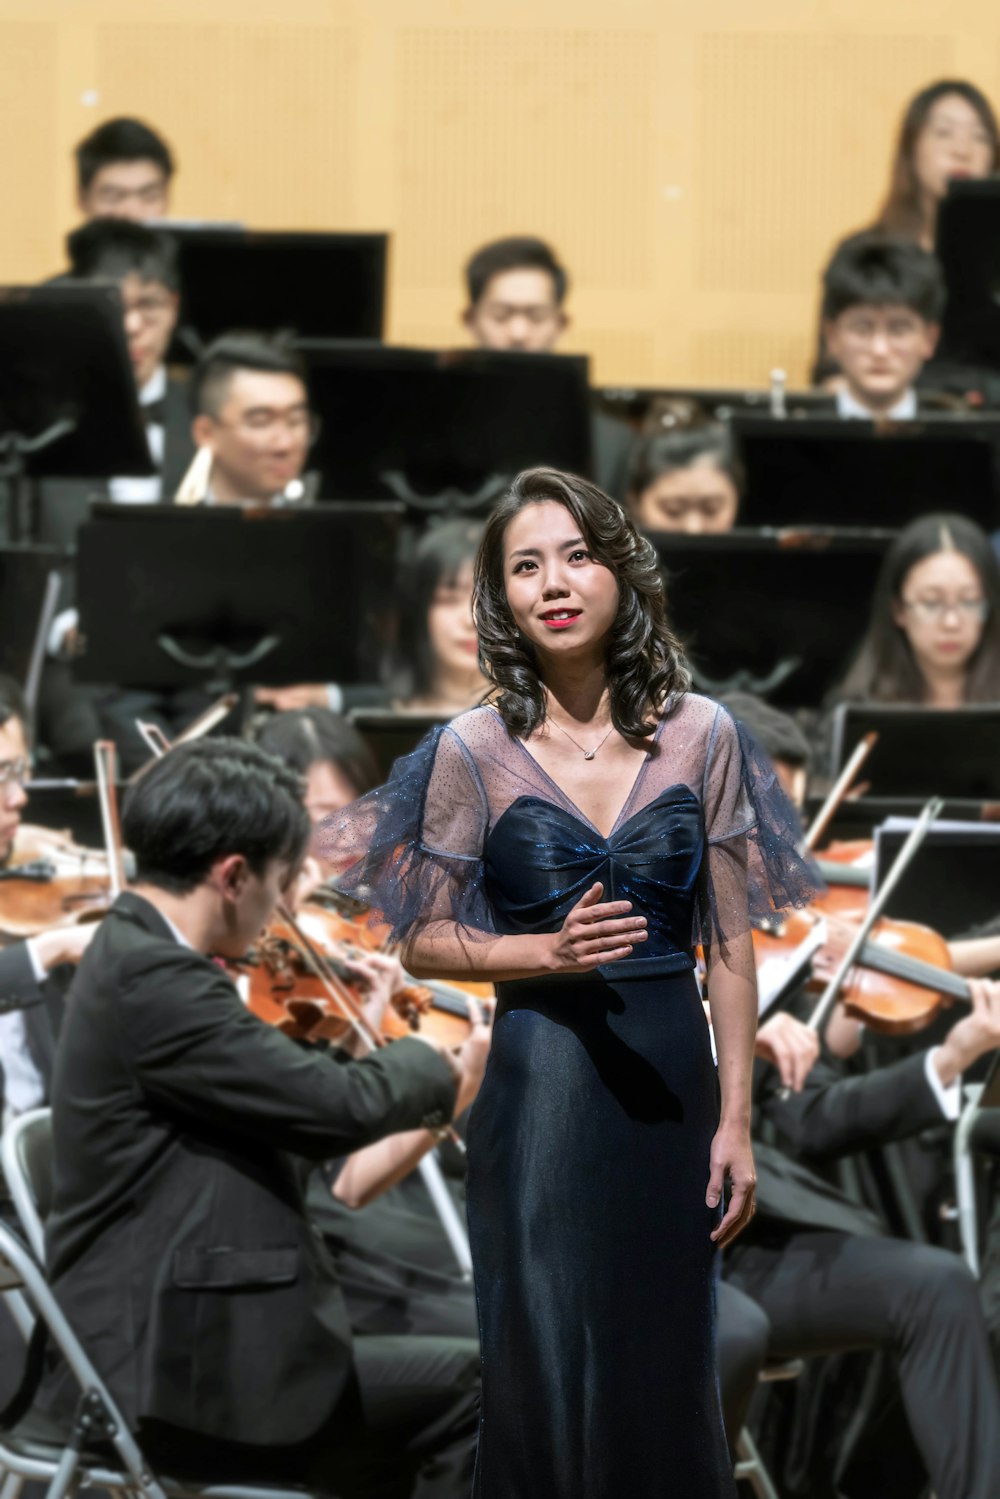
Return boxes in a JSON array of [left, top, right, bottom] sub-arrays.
[[734, 1426, 781, 1499], [0, 1473, 25, 1499]]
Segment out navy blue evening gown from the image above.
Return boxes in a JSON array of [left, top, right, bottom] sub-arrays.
[[326, 693, 816, 1498]]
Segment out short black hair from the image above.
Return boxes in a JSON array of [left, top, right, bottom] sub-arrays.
[[465, 236, 568, 307], [254, 708, 378, 797], [0, 676, 27, 739], [719, 693, 811, 771], [67, 217, 180, 294], [75, 117, 174, 193], [122, 738, 310, 896], [190, 332, 309, 418], [626, 425, 743, 500], [821, 231, 945, 324]]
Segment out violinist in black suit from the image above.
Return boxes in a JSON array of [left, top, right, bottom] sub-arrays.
[[41, 738, 479, 1497]]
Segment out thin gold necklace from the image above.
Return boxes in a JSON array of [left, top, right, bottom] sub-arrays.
[[547, 712, 615, 761]]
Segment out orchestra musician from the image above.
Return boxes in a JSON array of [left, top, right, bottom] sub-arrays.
[[812, 79, 999, 385], [707, 694, 1000, 1497], [461, 235, 632, 501], [825, 512, 1000, 737], [0, 676, 97, 1126], [73, 116, 176, 224], [257, 519, 490, 718], [819, 232, 944, 421], [625, 425, 743, 536], [40, 738, 480, 1497]]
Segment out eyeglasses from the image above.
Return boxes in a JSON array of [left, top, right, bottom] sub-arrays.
[[216, 410, 320, 442], [839, 317, 925, 346], [0, 757, 30, 789], [122, 294, 175, 323], [901, 597, 989, 622]]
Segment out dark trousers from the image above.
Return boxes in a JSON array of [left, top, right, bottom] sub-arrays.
[[716, 1279, 770, 1451], [727, 1230, 1000, 1499], [139, 1334, 479, 1499]]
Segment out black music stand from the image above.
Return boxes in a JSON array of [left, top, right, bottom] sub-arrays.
[[831, 704, 1000, 803], [349, 709, 451, 779], [594, 384, 834, 429], [74, 503, 402, 692], [934, 179, 1000, 376], [648, 530, 888, 706], [303, 343, 592, 514], [165, 229, 388, 360], [0, 285, 152, 540], [873, 816, 1000, 937], [731, 415, 1000, 531]]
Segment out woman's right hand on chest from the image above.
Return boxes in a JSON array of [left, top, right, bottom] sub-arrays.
[[544, 883, 647, 973]]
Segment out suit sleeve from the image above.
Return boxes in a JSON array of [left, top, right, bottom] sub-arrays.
[[755, 1049, 947, 1162], [117, 943, 458, 1160], [0, 942, 46, 1013]]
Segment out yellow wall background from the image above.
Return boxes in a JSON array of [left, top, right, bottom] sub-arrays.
[[0, 0, 994, 388]]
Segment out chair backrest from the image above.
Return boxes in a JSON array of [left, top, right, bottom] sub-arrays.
[[1, 1108, 52, 1263], [0, 1216, 168, 1497]]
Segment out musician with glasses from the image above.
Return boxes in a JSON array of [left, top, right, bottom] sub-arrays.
[[827, 513, 1000, 717], [187, 332, 319, 505], [74, 116, 175, 224]]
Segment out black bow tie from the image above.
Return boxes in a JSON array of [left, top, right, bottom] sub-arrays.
[[142, 397, 167, 426]]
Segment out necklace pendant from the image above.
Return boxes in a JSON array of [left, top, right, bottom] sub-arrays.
[[583, 749, 596, 760]]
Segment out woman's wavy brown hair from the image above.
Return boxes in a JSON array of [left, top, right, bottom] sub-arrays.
[[473, 468, 691, 739]]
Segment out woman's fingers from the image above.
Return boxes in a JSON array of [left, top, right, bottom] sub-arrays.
[[711, 1183, 756, 1248]]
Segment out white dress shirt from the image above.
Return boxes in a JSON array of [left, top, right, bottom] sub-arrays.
[[836, 387, 918, 421]]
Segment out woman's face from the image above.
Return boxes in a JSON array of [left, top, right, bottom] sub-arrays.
[[631, 460, 740, 534], [305, 759, 362, 825], [891, 547, 988, 679], [502, 500, 620, 661], [427, 561, 480, 680], [913, 93, 995, 205]]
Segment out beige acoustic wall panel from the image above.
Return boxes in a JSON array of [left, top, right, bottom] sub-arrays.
[[393, 27, 656, 377], [0, 22, 59, 282], [688, 29, 957, 385], [93, 23, 357, 228]]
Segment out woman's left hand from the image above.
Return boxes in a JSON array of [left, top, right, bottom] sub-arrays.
[[707, 1124, 756, 1248]]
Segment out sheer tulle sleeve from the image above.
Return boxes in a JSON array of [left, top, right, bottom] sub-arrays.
[[698, 706, 822, 960], [318, 725, 494, 945]]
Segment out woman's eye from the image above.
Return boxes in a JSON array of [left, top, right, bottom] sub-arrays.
[[512, 559, 535, 574], [569, 549, 590, 563]]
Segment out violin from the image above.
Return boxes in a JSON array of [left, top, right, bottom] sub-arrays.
[[234, 898, 490, 1050], [0, 824, 115, 941], [753, 898, 972, 1037]]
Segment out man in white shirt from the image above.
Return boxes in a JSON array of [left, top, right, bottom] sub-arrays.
[[820, 231, 944, 422]]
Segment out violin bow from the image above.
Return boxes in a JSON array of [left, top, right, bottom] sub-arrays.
[[93, 741, 127, 899], [804, 731, 878, 852], [805, 796, 944, 1036]]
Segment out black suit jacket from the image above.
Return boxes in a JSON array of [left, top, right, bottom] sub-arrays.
[[749, 1050, 947, 1237], [43, 892, 457, 1446]]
